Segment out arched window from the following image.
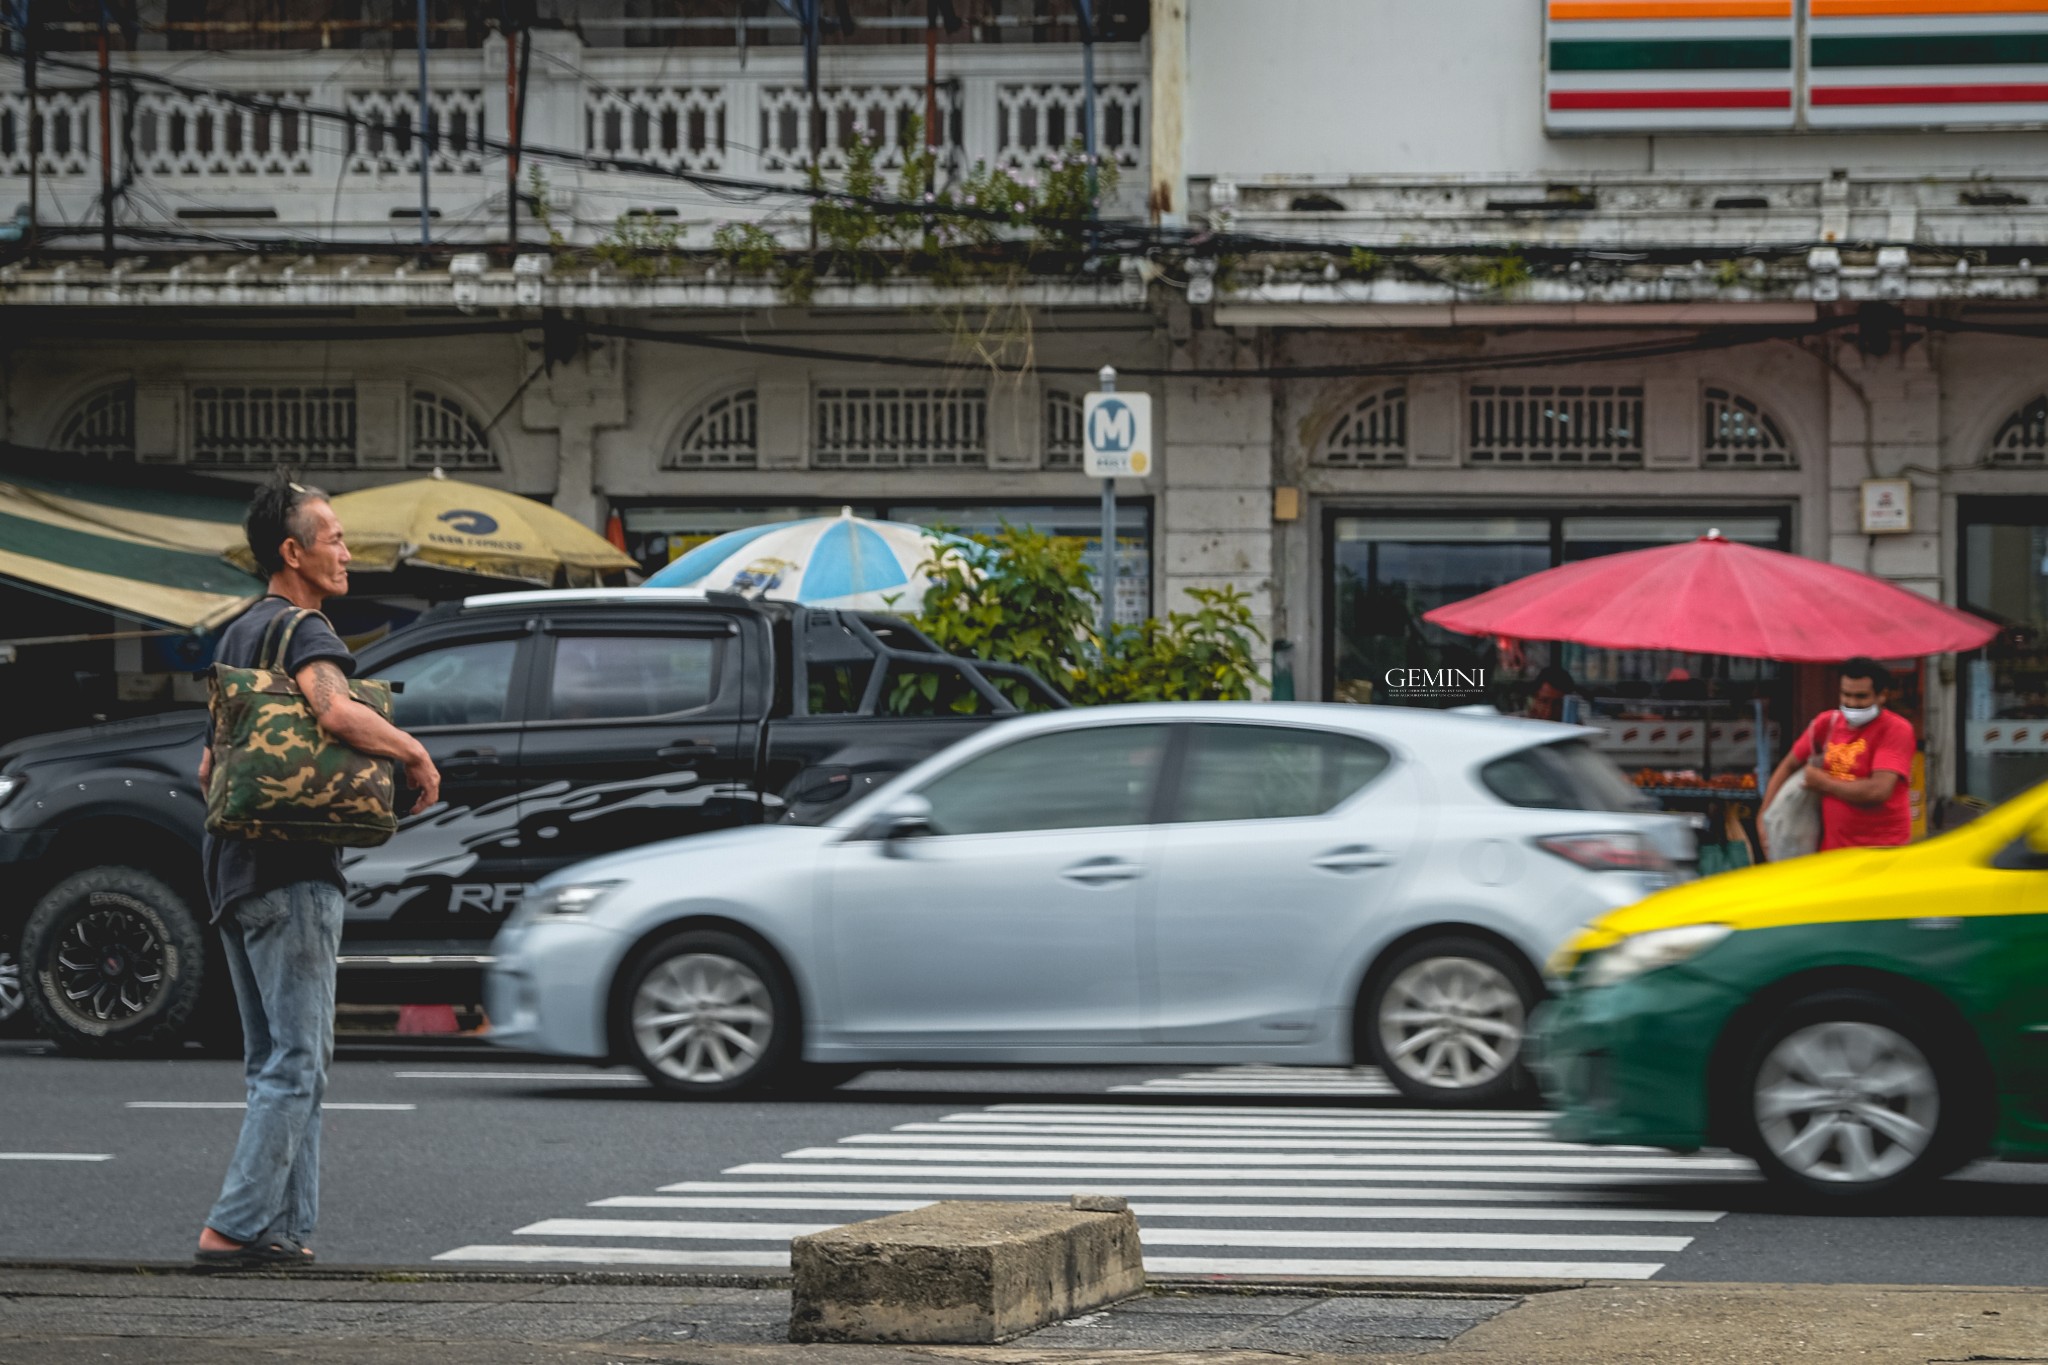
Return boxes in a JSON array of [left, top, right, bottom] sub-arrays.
[[665, 388, 758, 469], [1703, 386, 1795, 468], [1991, 395, 2048, 467], [56, 382, 136, 460], [1045, 390, 1085, 468], [1320, 386, 1407, 465], [409, 386, 498, 470]]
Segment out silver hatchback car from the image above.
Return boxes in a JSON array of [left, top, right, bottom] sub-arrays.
[[485, 703, 1691, 1106]]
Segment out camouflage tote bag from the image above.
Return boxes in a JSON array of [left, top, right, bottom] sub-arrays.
[[204, 607, 399, 847]]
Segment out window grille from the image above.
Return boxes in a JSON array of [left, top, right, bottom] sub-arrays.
[[1045, 390, 1086, 468], [57, 383, 136, 460], [1703, 387, 1795, 468], [813, 387, 988, 469], [409, 388, 497, 470], [1321, 387, 1408, 465], [190, 385, 357, 468], [665, 390, 758, 470], [1991, 396, 2048, 467], [1467, 384, 1643, 466]]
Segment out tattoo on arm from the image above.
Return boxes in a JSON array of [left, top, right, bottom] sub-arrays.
[[301, 660, 352, 719]]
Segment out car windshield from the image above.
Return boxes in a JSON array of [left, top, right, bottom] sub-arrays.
[[1482, 738, 1651, 813]]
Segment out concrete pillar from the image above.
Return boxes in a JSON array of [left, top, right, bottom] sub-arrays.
[[1148, 0, 1188, 225], [522, 332, 627, 528], [1161, 328, 1275, 679]]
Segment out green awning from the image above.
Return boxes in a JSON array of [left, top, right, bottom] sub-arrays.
[[0, 450, 261, 632]]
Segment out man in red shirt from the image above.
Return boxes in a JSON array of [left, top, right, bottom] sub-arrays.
[[1763, 657, 1916, 852]]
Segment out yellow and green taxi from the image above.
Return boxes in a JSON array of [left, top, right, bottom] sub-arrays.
[[1536, 782, 2048, 1201]]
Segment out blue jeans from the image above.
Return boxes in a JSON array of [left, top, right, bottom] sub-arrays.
[[204, 880, 345, 1245]]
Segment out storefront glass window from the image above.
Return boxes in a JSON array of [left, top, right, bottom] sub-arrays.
[[1330, 511, 1788, 713], [1961, 515, 2048, 803]]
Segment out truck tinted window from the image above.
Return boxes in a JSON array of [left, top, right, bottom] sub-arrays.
[[549, 636, 721, 720], [381, 638, 519, 728]]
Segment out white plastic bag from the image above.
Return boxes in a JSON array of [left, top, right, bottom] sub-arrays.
[[1760, 768, 1822, 861]]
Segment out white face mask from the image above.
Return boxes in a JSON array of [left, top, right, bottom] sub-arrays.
[[1841, 704, 1882, 727]]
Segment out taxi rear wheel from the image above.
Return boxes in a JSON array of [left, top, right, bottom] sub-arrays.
[[1741, 990, 1967, 1202]]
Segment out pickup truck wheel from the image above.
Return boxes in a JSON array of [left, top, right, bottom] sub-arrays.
[[617, 930, 795, 1097], [21, 867, 208, 1056], [0, 927, 29, 1037]]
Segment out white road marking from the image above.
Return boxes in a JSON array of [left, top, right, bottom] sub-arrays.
[[595, 1195, 1722, 1223], [435, 1245, 790, 1268], [652, 1179, 1686, 1202], [859, 1129, 1647, 1153], [776, 1146, 1754, 1171], [1144, 1257, 1663, 1279], [725, 1161, 1749, 1184], [124, 1102, 417, 1111], [0, 1153, 113, 1161], [439, 1068, 1757, 1281], [393, 1071, 644, 1083], [523, 1217, 1691, 1254]]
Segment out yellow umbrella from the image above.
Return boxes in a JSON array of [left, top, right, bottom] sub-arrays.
[[229, 470, 635, 587]]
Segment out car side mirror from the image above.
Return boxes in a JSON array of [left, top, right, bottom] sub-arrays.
[[873, 794, 933, 855]]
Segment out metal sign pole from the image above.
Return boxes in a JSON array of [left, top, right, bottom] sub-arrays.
[[1097, 364, 1117, 639]]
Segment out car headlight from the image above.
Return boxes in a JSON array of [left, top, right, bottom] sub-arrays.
[[1580, 923, 1733, 988], [522, 881, 623, 920], [0, 773, 18, 808]]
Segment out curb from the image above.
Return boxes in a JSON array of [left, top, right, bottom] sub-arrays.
[[0, 1259, 1572, 1298]]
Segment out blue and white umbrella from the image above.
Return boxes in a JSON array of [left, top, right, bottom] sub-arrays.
[[643, 508, 970, 612]]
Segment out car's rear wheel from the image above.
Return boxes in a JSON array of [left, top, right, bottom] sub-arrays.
[[1742, 990, 1968, 1202], [1364, 936, 1537, 1107], [616, 930, 796, 1096], [22, 866, 208, 1055]]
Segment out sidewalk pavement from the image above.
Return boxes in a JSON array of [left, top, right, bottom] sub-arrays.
[[3, 1264, 2046, 1365]]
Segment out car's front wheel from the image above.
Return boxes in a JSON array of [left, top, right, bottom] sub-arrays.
[[1364, 936, 1537, 1106], [616, 930, 796, 1096], [1742, 990, 1970, 1201], [21, 866, 208, 1055]]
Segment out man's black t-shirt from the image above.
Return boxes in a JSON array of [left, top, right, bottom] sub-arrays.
[[201, 597, 357, 922]]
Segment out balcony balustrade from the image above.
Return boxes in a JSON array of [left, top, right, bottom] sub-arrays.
[[0, 35, 1147, 247]]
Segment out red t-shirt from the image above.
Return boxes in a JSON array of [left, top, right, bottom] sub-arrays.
[[1789, 708, 1915, 850]]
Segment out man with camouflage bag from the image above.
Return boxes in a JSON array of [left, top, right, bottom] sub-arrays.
[[194, 473, 439, 1268]]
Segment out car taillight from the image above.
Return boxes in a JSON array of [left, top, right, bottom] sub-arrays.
[[1535, 832, 1668, 873]]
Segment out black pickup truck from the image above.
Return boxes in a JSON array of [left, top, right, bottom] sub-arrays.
[[0, 588, 1058, 1054]]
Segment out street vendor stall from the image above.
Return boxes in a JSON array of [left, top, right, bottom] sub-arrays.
[[1425, 530, 1999, 866]]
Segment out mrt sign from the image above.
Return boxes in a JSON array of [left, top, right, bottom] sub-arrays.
[[1082, 391, 1153, 479]]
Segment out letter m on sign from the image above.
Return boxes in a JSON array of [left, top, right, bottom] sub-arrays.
[[1082, 391, 1153, 479]]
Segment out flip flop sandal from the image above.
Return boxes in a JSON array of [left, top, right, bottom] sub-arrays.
[[194, 1238, 309, 1269]]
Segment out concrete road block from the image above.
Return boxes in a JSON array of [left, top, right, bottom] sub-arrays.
[[788, 1197, 1145, 1344]]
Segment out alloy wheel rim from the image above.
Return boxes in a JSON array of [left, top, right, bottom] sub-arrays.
[[53, 908, 165, 1024], [632, 952, 775, 1085], [0, 947, 22, 1022], [1754, 1020, 1939, 1184], [1378, 956, 1525, 1090]]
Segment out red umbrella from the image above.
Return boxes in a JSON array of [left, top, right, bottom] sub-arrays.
[[1422, 531, 1997, 662]]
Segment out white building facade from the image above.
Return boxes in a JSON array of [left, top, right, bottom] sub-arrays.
[[5, 0, 2048, 808]]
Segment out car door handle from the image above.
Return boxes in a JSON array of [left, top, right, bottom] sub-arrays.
[[442, 747, 500, 774], [1314, 845, 1395, 873], [1060, 857, 1147, 886], [657, 741, 719, 765]]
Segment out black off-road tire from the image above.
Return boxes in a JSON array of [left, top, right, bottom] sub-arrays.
[[0, 920, 31, 1038], [22, 866, 209, 1056], [613, 929, 799, 1097]]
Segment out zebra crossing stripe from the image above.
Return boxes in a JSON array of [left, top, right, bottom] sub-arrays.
[[592, 1195, 1722, 1223], [436, 1067, 1753, 1279]]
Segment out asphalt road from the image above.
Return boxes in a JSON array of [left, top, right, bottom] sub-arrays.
[[3, 1039, 2045, 1283]]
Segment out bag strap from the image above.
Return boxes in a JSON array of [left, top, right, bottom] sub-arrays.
[[259, 606, 312, 675]]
